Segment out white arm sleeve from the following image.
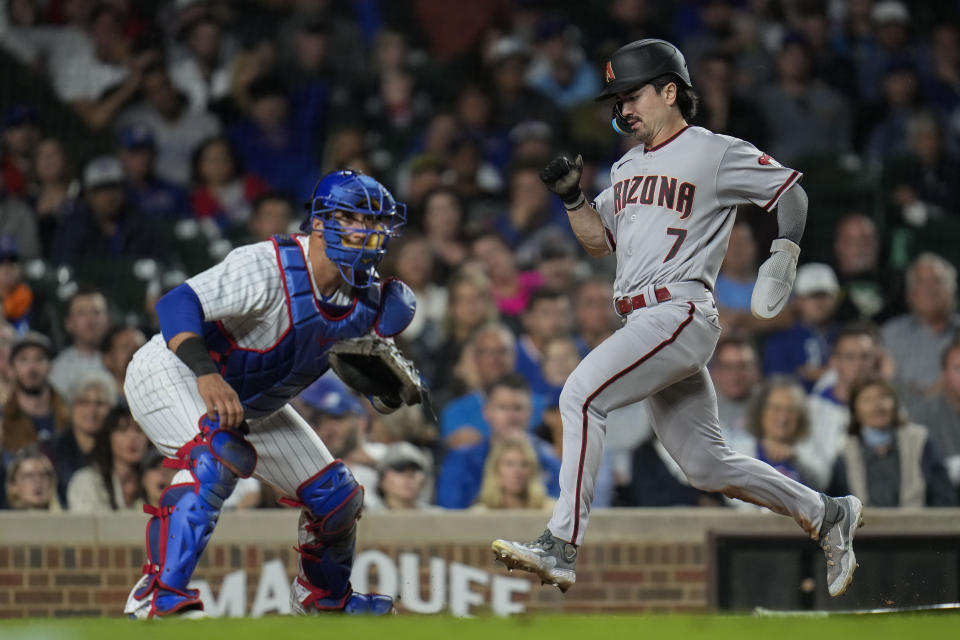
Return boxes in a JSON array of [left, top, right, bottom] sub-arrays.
[[185, 242, 284, 322], [716, 138, 803, 211]]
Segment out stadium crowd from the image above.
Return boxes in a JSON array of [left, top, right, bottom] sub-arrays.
[[1, 0, 960, 513]]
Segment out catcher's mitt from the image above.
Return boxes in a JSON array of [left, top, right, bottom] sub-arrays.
[[328, 336, 425, 406]]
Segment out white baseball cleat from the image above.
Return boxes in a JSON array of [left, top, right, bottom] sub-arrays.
[[124, 575, 209, 620], [818, 494, 864, 597], [492, 529, 577, 593]]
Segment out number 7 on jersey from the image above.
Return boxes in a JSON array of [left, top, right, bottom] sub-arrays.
[[664, 227, 687, 262]]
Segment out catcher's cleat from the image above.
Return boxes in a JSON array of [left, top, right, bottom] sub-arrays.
[[492, 529, 577, 593], [124, 575, 208, 620], [818, 494, 864, 597]]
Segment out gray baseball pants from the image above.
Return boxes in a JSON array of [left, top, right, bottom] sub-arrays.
[[547, 282, 825, 545]]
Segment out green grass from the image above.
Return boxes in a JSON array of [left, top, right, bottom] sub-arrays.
[[2, 613, 959, 640]]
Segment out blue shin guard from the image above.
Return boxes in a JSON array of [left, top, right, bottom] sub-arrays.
[[134, 418, 257, 617], [288, 460, 393, 614]]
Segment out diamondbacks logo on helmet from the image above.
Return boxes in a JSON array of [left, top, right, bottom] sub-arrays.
[[605, 61, 615, 83]]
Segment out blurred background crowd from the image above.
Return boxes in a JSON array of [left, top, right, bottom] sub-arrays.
[[1, 0, 960, 516]]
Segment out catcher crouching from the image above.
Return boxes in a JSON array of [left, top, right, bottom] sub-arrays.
[[122, 170, 423, 618]]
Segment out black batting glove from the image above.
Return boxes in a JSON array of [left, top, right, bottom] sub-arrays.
[[541, 154, 585, 210]]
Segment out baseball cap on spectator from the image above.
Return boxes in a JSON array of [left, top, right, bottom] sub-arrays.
[[10, 331, 53, 362], [299, 376, 365, 417], [3, 104, 38, 130], [377, 442, 430, 474], [83, 156, 125, 190], [794, 263, 839, 297], [485, 37, 531, 66], [120, 124, 156, 151], [871, 1, 909, 24], [0, 236, 20, 262]]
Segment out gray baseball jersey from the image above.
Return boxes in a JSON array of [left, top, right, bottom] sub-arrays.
[[592, 125, 801, 298]]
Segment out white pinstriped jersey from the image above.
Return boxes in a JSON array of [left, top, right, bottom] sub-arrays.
[[592, 125, 801, 298], [184, 234, 353, 350]]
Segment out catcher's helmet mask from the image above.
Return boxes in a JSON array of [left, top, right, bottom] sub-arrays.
[[303, 170, 406, 288], [598, 38, 692, 137]]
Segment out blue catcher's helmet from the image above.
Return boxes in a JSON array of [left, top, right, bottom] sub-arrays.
[[304, 170, 406, 287]]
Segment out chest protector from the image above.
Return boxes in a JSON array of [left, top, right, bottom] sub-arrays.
[[202, 235, 415, 417]]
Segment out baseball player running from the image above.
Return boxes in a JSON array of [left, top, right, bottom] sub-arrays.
[[492, 39, 863, 598], [122, 170, 418, 618]]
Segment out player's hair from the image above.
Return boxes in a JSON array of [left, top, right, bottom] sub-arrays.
[[649, 74, 699, 121], [475, 439, 547, 509], [524, 288, 569, 314], [745, 376, 810, 441], [484, 372, 531, 399], [847, 376, 907, 435]]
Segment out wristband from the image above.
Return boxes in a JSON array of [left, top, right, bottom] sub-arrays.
[[175, 336, 219, 377], [563, 192, 586, 211]]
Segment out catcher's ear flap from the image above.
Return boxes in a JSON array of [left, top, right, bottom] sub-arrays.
[[375, 279, 416, 338]]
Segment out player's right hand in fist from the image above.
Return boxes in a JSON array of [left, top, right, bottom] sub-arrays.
[[197, 373, 245, 429], [541, 154, 585, 210]]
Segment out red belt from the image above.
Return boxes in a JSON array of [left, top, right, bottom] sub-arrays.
[[615, 287, 672, 316]]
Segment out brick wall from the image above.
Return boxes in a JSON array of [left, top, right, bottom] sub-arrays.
[[0, 540, 710, 617], [2, 509, 957, 618]]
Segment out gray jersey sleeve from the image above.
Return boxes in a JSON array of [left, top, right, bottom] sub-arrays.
[[591, 185, 617, 251], [716, 138, 802, 211]]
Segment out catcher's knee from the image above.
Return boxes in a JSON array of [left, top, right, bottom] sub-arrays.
[[166, 417, 258, 506], [297, 460, 363, 540]]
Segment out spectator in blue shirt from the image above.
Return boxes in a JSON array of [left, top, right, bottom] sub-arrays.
[[764, 263, 841, 391], [51, 156, 170, 268], [118, 124, 191, 221], [440, 322, 545, 450], [226, 75, 319, 198], [437, 374, 560, 509], [516, 289, 575, 396]]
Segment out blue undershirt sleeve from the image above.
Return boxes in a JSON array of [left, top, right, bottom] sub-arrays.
[[156, 283, 206, 343]]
